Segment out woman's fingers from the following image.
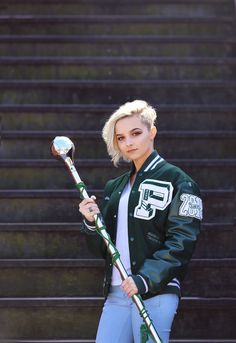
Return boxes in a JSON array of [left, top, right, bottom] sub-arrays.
[[121, 277, 138, 298], [79, 196, 100, 222]]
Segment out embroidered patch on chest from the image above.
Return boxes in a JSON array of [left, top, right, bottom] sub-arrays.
[[179, 193, 203, 220], [134, 179, 173, 220]]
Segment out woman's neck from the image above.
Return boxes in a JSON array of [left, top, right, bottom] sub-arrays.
[[133, 148, 154, 172], [130, 170, 137, 187]]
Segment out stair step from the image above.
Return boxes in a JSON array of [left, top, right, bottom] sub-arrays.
[[0, 258, 104, 297], [0, 297, 235, 339], [1, 79, 235, 104], [197, 222, 236, 258], [0, 159, 235, 189], [0, 297, 235, 307], [0, 258, 234, 297], [4, 34, 235, 43], [1, 104, 235, 131], [1, 130, 235, 159], [0, 15, 234, 24], [0, 189, 234, 222], [0, 35, 235, 57], [0, 15, 234, 35], [2, 56, 235, 64], [0, 296, 102, 339], [3, 129, 236, 138], [0, 259, 104, 267], [182, 258, 236, 297], [0, 56, 235, 80], [0, 224, 91, 259], [0, 222, 234, 259], [1, 158, 236, 166], [1, 15, 234, 23], [1, 0, 234, 16]]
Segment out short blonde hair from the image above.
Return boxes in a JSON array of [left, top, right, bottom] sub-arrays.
[[102, 100, 157, 166]]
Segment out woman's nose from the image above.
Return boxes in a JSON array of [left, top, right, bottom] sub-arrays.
[[126, 138, 133, 146]]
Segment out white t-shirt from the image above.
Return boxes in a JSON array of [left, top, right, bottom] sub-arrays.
[[111, 181, 131, 285]]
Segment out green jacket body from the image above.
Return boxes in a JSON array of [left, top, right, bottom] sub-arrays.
[[81, 150, 202, 300]]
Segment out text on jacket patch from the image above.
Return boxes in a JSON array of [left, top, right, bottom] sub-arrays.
[[179, 193, 203, 220], [134, 179, 173, 220]]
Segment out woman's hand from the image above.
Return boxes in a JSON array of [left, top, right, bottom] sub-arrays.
[[121, 276, 138, 298], [79, 195, 100, 222]]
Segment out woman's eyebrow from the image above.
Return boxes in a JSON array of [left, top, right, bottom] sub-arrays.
[[116, 127, 142, 136], [131, 127, 142, 132]]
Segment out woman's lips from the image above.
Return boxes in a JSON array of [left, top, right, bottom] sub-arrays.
[[127, 148, 137, 153]]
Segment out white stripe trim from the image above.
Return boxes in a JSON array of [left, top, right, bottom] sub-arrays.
[[83, 219, 96, 231], [172, 278, 180, 284], [167, 278, 180, 289], [137, 274, 149, 293], [144, 155, 160, 172], [167, 282, 180, 289], [150, 158, 164, 170]]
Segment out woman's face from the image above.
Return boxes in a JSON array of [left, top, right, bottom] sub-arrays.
[[115, 114, 157, 168]]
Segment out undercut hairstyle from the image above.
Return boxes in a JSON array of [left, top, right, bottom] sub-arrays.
[[102, 99, 157, 166]]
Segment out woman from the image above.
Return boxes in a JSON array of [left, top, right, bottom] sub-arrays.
[[79, 100, 202, 343]]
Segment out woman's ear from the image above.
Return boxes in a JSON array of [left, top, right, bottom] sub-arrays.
[[150, 126, 157, 140]]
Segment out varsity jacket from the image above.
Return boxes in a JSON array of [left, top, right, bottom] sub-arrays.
[[80, 150, 202, 300]]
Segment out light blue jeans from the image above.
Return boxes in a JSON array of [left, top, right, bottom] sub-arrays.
[[96, 286, 179, 343]]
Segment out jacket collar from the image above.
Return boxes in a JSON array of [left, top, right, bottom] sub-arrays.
[[129, 150, 164, 175]]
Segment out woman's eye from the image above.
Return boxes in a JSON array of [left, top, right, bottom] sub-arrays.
[[133, 131, 141, 136], [117, 137, 124, 141]]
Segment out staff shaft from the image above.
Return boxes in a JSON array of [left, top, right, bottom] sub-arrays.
[[64, 156, 162, 343]]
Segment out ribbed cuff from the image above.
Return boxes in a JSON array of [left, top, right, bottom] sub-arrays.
[[83, 218, 96, 231], [131, 275, 149, 295]]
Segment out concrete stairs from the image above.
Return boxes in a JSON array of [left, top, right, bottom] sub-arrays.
[[0, 0, 235, 342]]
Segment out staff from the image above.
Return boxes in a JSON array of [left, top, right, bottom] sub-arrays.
[[51, 135, 162, 343]]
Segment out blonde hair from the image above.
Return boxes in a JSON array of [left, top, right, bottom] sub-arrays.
[[102, 100, 157, 166]]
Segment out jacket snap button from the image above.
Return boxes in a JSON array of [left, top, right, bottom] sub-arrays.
[[114, 214, 117, 218], [130, 237, 134, 242], [129, 213, 132, 217], [132, 261, 136, 266]]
